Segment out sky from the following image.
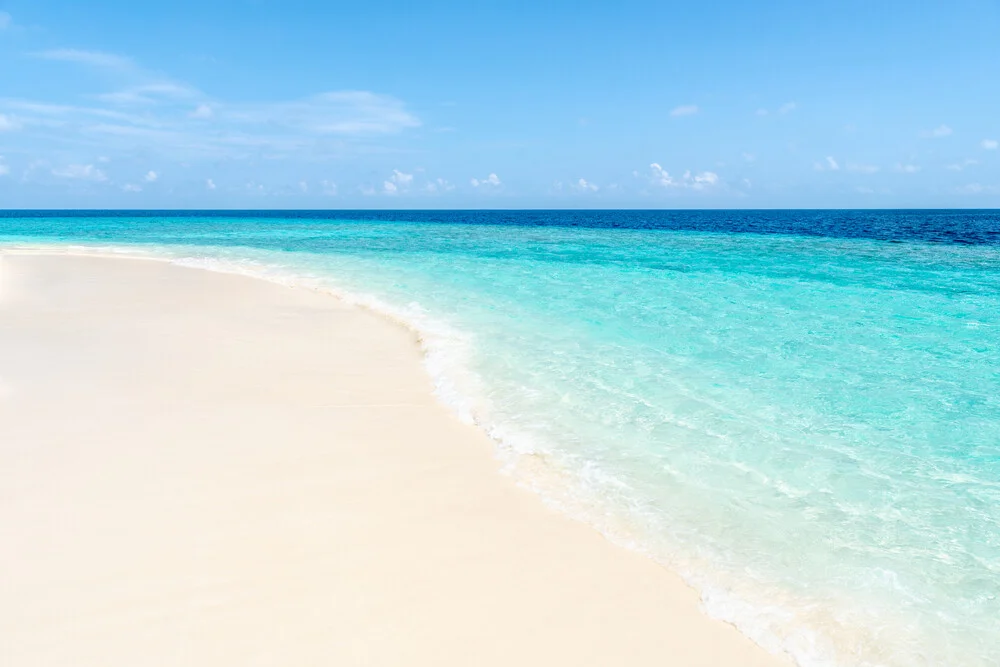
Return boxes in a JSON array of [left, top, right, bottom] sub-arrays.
[[0, 0, 999, 209]]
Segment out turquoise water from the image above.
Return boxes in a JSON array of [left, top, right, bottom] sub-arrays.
[[3, 211, 999, 666]]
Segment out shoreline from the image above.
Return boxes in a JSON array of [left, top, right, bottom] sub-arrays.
[[1, 253, 787, 666]]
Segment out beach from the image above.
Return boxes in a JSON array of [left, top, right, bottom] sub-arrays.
[[0, 254, 784, 666]]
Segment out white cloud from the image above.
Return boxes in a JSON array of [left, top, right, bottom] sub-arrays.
[[382, 169, 413, 194], [51, 164, 108, 181], [0, 114, 19, 131], [689, 170, 719, 188], [894, 163, 921, 173], [650, 163, 675, 186], [574, 177, 599, 192], [270, 92, 420, 135], [983, 139, 999, 150], [755, 103, 795, 117], [0, 12, 11, 30], [321, 180, 337, 195], [31, 48, 135, 71], [2, 49, 423, 164], [122, 184, 142, 192], [144, 170, 158, 182], [426, 178, 455, 193], [742, 152, 756, 162], [670, 104, 699, 117], [206, 178, 216, 190], [814, 156, 840, 171], [920, 124, 952, 138], [648, 163, 719, 190], [0, 156, 9, 177], [945, 159, 978, 171], [471, 173, 501, 187], [190, 104, 213, 119], [98, 83, 200, 106], [955, 183, 998, 194], [846, 163, 879, 173], [389, 169, 413, 186]]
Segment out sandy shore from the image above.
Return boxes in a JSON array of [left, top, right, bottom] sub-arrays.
[[0, 254, 785, 666]]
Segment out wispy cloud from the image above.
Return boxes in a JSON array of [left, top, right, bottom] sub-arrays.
[[31, 48, 135, 71], [122, 183, 142, 192], [814, 156, 840, 171], [97, 83, 200, 106], [648, 163, 719, 190], [0, 113, 19, 131], [573, 177, 599, 192], [945, 159, 978, 171], [2, 92, 421, 160], [0, 156, 9, 177], [955, 183, 997, 195], [51, 163, 108, 181], [983, 139, 999, 150], [144, 170, 158, 182], [0, 12, 12, 30], [425, 177, 454, 193], [471, 173, 501, 187], [190, 104, 213, 119], [241, 92, 420, 135], [756, 102, 795, 117], [670, 104, 699, 117], [894, 163, 921, 173], [206, 178, 216, 190], [4, 49, 422, 164], [846, 163, 879, 173], [920, 124, 952, 138]]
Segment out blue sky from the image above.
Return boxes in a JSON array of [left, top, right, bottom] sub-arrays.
[[0, 0, 998, 209]]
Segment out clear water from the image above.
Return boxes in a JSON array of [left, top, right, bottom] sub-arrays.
[[3, 210, 999, 667]]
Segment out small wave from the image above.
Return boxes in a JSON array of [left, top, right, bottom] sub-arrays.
[[6, 240, 991, 667]]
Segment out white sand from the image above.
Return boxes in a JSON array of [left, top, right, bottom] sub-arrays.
[[0, 254, 786, 666]]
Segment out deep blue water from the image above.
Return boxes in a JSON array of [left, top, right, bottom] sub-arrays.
[[2, 209, 999, 667], [3, 208, 1000, 245]]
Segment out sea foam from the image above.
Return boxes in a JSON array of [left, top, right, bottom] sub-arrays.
[[4, 210, 1000, 667]]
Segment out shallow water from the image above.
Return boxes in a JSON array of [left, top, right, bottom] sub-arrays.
[[3, 210, 999, 667]]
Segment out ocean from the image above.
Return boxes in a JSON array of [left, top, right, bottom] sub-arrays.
[[2, 209, 999, 667]]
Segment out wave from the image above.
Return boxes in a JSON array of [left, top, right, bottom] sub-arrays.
[[2, 240, 981, 667]]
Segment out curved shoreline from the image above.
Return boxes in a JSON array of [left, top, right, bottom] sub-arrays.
[[0, 253, 787, 666]]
